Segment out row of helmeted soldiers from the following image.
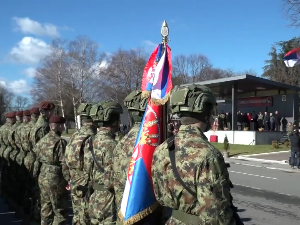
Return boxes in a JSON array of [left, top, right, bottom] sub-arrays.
[[0, 86, 243, 225]]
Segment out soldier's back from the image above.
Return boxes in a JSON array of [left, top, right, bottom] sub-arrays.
[[88, 127, 117, 224], [152, 124, 235, 225]]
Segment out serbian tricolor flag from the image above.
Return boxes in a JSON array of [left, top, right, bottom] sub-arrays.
[[283, 47, 300, 67], [119, 43, 172, 224]]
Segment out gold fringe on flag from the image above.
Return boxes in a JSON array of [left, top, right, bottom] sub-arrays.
[[150, 93, 170, 106], [118, 201, 160, 225], [141, 91, 151, 99]]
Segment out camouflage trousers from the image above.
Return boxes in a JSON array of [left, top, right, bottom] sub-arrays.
[[70, 185, 89, 225], [38, 170, 68, 225], [23, 153, 41, 220], [88, 189, 116, 225]]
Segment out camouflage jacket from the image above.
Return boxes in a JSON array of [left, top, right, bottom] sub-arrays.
[[20, 121, 35, 153], [0, 122, 7, 146], [8, 120, 22, 149], [90, 127, 117, 188], [65, 123, 96, 184], [2, 122, 13, 147], [33, 131, 69, 181], [30, 115, 50, 152], [113, 123, 140, 212], [15, 122, 25, 150], [152, 124, 236, 225]]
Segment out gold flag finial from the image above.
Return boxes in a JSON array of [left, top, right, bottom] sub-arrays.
[[161, 20, 169, 45]]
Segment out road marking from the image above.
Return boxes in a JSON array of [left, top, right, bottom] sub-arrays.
[[234, 183, 292, 196], [234, 183, 261, 190], [229, 170, 278, 180], [233, 162, 263, 168], [227, 161, 300, 173]]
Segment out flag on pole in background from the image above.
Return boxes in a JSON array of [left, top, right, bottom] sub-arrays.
[[283, 47, 300, 67], [119, 43, 172, 224]]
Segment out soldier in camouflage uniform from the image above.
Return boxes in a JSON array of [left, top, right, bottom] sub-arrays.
[[3, 110, 23, 202], [87, 101, 123, 224], [24, 107, 40, 172], [151, 84, 238, 225], [13, 110, 32, 206], [0, 117, 8, 167], [65, 103, 97, 225], [0, 111, 16, 197], [30, 101, 55, 222], [33, 115, 69, 225], [22, 107, 40, 214]]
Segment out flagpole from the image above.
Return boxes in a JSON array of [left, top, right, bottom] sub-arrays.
[[161, 20, 169, 141]]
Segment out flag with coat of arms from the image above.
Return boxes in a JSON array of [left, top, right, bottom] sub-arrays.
[[119, 42, 172, 224]]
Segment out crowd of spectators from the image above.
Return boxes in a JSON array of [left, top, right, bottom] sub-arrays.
[[213, 110, 288, 131]]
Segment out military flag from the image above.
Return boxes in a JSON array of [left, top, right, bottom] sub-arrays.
[[119, 32, 172, 224]]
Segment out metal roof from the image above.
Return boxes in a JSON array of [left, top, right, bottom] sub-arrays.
[[182, 74, 300, 96]]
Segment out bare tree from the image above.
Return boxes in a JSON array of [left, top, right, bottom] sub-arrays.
[[14, 96, 29, 110], [282, 0, 300, 27], [30, 38, 70, 131], [0, 85, 15, 123], [65, 35, 106, 129], [172, 54, 213, 85], [172, 54, 190, 84], [100, 48, 148, 102]]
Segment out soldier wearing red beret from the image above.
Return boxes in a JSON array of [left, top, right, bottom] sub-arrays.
[[29, 101, 55, 222], [1, 110, 20, 202], [0, 111, 17, 197], [33, 115, 69, 224], [5, 110, 25, 204], [30, 101, 56, 147]]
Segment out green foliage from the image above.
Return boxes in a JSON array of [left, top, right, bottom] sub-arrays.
[[223, 135, 230, 152], [263, 37, 300, 86]]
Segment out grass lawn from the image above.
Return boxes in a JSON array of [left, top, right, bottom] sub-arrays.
[[211, 142, 290, 157], [62, 128, 76, 137]]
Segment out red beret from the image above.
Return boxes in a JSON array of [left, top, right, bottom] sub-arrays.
[[23, 110, 31, 117], [30, 107, 40, 115], [49, 115, 66, 124], [16, 111, 23, 117], [5, 111, 16, 118], [39, 101, 55, 110]]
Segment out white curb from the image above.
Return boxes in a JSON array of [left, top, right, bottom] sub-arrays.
[[236, 155, 288, 164], [240, 150, 290, 157]]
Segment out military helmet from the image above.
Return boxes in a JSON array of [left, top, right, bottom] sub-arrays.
[[89, 101, 123, 122], [77, 103, 93, 116], [124, 90, 149, 112], [170, 84, 216, 115]]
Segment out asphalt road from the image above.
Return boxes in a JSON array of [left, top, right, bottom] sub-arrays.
[[229, 162, 300, 225]]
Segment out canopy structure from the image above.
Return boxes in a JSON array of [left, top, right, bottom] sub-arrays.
[[183, 74, 300, 130]]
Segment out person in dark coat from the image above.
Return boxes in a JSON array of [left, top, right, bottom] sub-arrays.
[[274, 111, 281, 131], [263, 111, 269, 131], [257, 112, 264, 128], [242, 112, 248, 129], [289, 129, 300, 169], [282, 117, 288, 131], [237, 112, 242, 130], [226, 112, 232, 130]]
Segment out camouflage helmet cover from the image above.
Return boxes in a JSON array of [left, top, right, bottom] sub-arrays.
[[124, 90, 149, 112], [77, 103, 93, 116], [170, 84, 216, 115], [89, 101, 123, 122]]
